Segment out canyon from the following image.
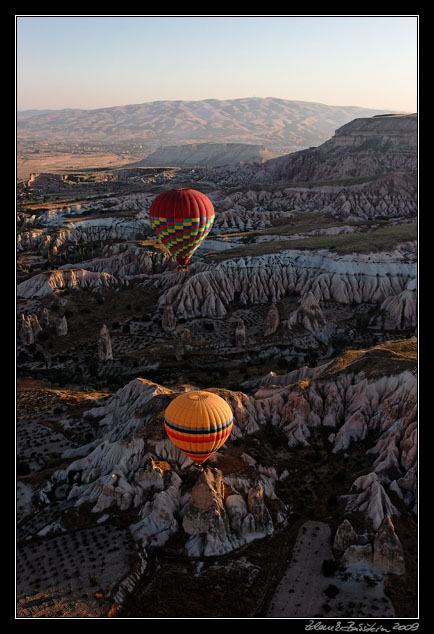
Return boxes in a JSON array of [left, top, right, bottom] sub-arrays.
[[16, 109, 418, 619]]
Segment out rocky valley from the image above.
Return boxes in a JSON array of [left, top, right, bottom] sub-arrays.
[[16, 109, 418, 619]]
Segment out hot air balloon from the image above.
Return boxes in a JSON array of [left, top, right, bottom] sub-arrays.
[[149, 188, 215, 271], [164, 391, 233, 465]]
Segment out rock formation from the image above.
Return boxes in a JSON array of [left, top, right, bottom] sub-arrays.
[[154, 249, 416, 320], [346, 473, 399, 531], [161, 302, 177, 333], [26, 332, 415, 618], [235, 319, 246, 347], [372, 515, 405, 575], [56, 315, 68, 336], [98, 324, 113, 362], [247, 482, 274, 536], [182, 468, 274, 557], [287, 292, 329, 343], [39, 307, 50, 328], [194, 114, 417, 186], [183, 468, 233, 556], [181, 328, 191, 343], [377, 281, 417, 330], [19, 315, 34, 346], [133, 142, 276, 168], [264, 303, 280, 336], [333, 519, 358, 551], [342, 544, 373, 566], [17, 268, 120, 298]]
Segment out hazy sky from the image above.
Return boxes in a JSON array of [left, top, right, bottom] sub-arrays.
[[16, 15, 418, 112]]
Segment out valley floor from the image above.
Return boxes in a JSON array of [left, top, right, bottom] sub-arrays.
[[266, 521, 395, 619]]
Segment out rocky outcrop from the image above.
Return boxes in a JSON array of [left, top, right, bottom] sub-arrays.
[[213, 208, 289, 233], [247, 482, 274, 536], [17, 268, 120, 298], [134, 142, 276, 168], [17, 217, 151, 253], [330, 114, 417, 150], [130, 473, 182, 548], [264, 303, 280, 336], [98, 324, 113, 362], [183, 468, 233, 556], [19, 313, 42, 345], [342, 544, 373, 566], [377, 281, 417, 330], [235, 319, 246, 347], [154, 249, 416, 320], [345, 473, 399, 531], [209, 172, 417, 222], [161, 302, 177, 333], [56, 315, 68, 336], [46, 430, 277, 560], [192, 115, 417, 187], [288, 292, 329, 344], [372, 515, 405, 574], [183, 469, 274, 557], [19, 315, 34, 346], [80, 378, 173, 442], [74, 243, 174, 277], [39, 307, 50, 328], [181, 328, 191, 343], [333, 519, 358, 551]]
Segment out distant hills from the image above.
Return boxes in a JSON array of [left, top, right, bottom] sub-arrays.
[[17, 97, 399, 155]]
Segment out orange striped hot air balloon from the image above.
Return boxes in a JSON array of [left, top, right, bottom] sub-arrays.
[[164, 391, 233, 465]]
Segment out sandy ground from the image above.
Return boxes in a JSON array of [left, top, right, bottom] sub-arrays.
[[16, 149, 143, 181], [266, 520, 395, 619]]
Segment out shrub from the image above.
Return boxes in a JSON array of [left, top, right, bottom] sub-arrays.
[[324, 584, 340, 599], [17, 461, 31, 476], [322, 559, 337, 577]]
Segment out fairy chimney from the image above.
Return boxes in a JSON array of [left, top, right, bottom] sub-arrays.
[[98, 324, 113, 362], [235, 319, 246, 347], [162, 302, 177, 333], [264, 303, 280, 336]]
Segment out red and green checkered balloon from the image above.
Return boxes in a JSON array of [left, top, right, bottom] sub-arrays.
[[150, 188, 215, 268]]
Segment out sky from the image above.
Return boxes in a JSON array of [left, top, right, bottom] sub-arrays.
[[16, 15, 418, 113]]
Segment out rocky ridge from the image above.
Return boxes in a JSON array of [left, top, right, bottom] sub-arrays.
[[151, 248, 416, 323], [130, 142, 277, 168], [188, 114, 417, 187]]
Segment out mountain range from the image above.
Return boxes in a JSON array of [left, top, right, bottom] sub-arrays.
[[17, 97, 401, 155]]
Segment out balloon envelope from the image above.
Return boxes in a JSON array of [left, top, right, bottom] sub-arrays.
[[150, 188, 215, 267], [164, 391, 233, 464]]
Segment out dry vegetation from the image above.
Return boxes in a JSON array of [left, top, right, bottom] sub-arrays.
[[212, 221, 417, 260], [323, 339, 417, 378]]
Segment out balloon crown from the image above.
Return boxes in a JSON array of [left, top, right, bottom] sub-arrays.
[[187, 391, 210, 401]]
